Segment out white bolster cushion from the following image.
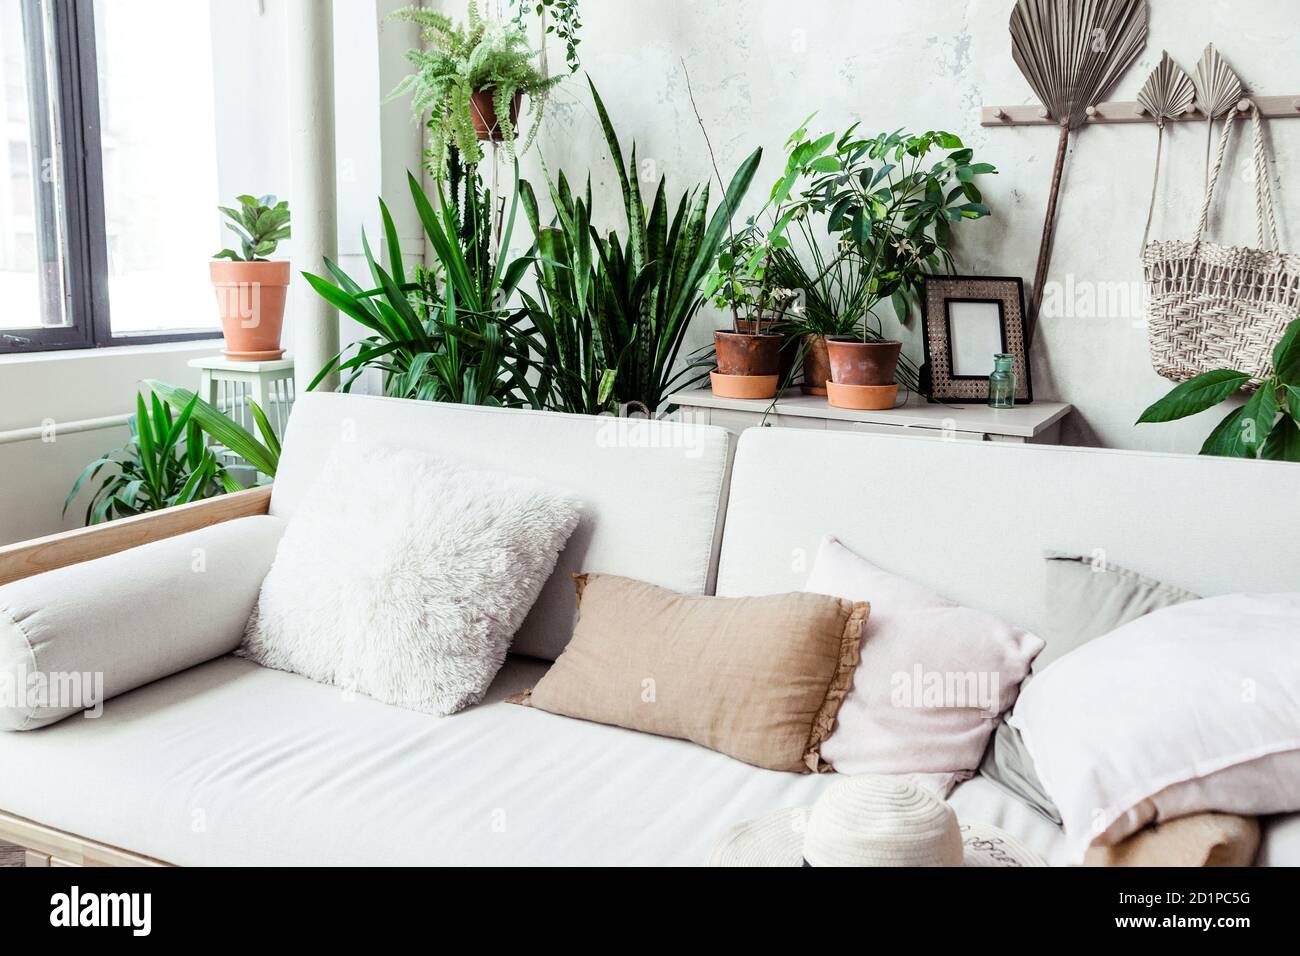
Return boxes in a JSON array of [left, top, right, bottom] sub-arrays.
[[0, 515, 286, 731]]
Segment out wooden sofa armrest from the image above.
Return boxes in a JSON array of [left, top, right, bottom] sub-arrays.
[[0, 485, 273, 587]]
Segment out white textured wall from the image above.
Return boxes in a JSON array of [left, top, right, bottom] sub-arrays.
[[501, 0, 1299, 452]]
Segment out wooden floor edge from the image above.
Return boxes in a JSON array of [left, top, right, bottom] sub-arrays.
[[0, 809, 173, 867]]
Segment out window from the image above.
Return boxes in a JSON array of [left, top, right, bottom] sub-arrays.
[[0, 0, 222, 353]]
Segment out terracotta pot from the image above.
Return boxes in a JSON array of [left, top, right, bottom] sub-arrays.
[[801, 334, 831, 396], [826, 337, 902, 387], [710, 371, 779, 400], [714, 330, 783, 377], [470, 89, 522, 142], [736, 319, 797, 384], [826, 381, 899, 411], [210, 260, 290, 361]]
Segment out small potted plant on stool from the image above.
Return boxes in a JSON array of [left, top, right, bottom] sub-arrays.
[[210, 195, 291, 361]]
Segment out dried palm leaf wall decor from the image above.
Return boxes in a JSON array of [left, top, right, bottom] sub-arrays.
[[1192, 44, 1244, 187], [1009, 0, 1149, 345], [1137, 51, 1196, 248]]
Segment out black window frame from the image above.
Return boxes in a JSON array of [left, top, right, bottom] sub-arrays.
[[1, 0, 220, 355]]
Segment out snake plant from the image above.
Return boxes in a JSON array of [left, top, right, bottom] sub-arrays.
[[582, 79, 761, 413]]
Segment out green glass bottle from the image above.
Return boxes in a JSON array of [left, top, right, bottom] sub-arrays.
[[988, 353, 1016, 409]]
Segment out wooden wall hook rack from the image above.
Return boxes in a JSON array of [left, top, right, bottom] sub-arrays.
[[981, 94, 1300, 126]]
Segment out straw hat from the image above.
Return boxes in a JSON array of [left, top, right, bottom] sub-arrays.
[[707, 775, 1045, 867]]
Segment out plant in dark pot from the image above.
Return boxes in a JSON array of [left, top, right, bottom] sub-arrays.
[[389, 1, 563, 175], [764, 122, 996, 407], [211, 195, 291, 361]]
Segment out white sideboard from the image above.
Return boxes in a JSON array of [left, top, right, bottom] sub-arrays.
[[666, 388, 1073, 444]]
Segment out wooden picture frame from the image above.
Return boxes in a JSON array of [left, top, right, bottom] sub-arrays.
[[922, 275, 1032, 403]]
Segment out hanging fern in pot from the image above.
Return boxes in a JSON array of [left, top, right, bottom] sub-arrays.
[[389, 1, 563, 176]]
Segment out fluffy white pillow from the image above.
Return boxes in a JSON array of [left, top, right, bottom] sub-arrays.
[[807, 536, 1042, 793], [243, 444, 579, 715], [1010, 592, 1300, 863]]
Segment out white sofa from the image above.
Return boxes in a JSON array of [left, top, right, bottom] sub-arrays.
[[1, 392, 1298, 866]]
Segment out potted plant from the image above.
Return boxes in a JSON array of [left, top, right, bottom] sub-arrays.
[[390, 2, 563, 175], [1136, 318, 1300, 460], [65, 388, 233, 526], [211, 195, 291, 361], [704, 225, 800, 399], [759, 122, 996, 407]]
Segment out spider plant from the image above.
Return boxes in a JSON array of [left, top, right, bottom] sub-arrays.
[[587, 79, 761, 413], [65, 389, 237, 526]]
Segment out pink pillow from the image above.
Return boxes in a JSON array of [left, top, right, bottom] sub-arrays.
[[1011, 592, 1300, 863], [806, 536, 1043, 791]]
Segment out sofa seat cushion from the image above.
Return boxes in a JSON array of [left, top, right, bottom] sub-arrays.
[[3, 654, 1295, 866], [0, 655, 842, 866]]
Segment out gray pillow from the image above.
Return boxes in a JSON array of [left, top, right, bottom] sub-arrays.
[[979, 552, 1200, 823]]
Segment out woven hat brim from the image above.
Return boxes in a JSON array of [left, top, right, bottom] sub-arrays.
[[959, 823, 1047, 867], [708, 813, 1047, 867], [706, 807, 808, 867]]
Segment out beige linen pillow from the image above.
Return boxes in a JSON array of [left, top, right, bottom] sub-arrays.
[[1083, 813, 1260, 867], [514, 574, 868, 773]]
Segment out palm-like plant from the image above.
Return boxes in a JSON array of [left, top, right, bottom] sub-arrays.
[[146, 380, 282, 480], [303, 168, 538, 408], [65, 390, 237, 526]]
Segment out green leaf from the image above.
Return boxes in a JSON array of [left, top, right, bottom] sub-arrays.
[[1137, 369, 1252, 423], [145, 380, 278, 478], [134, 393, 159, 490], [1272, 318, 1300, 385], [247, 399, 282, 461], [1200, 406, 1251, 458], [1239, 383, 1279, 456], [1286, 385, 1300, 418], [1261, 413, 1300, 461]]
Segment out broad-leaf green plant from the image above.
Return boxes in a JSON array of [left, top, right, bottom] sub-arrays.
[[1137, 317, 1300, 461], [214, 195, 291, 262]]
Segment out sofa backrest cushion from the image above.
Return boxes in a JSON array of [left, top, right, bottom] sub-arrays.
[[717, 428, 1300, 655], [271, 394, 733, 661]]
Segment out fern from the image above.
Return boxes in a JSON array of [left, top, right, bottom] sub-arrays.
[[389, 2, 562, 176]]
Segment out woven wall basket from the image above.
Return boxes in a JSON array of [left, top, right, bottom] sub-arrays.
[[1142, 104, 1300, 382]]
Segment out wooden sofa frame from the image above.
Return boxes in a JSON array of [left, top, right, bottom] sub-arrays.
[[0, 486, 272, 867]]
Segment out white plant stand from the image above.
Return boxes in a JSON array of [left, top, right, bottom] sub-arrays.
[[188, 356, 296, 463]]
